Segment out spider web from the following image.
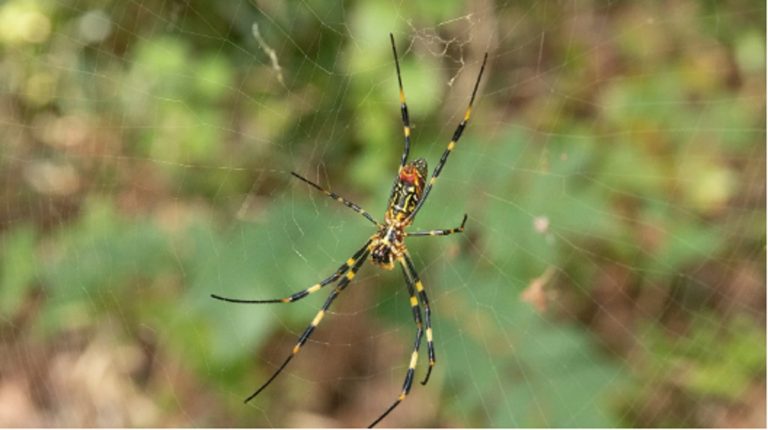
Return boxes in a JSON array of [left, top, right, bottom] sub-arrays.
[[0, 0, 765, 427]]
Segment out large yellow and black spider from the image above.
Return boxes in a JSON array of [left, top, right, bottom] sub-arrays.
[[212, 34, 487, 427]]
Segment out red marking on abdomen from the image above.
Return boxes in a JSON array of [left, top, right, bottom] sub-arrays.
[[399, 169, 420, 185]]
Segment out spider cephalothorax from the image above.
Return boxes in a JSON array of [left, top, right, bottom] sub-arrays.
[[369, 226, 403, 270], [211, 33, 487, 428]]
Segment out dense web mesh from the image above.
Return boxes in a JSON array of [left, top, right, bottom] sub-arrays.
[[0, 0, 764, 427]]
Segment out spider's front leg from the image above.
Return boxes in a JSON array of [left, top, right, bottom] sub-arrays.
[[402, 253, 436, 385], [243, 248, 370, 403], [369, 255, 426, 428]]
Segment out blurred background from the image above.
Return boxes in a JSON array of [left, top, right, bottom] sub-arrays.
[[0, 0, 765, 427]]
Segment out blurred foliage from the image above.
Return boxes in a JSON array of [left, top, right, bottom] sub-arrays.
[[620, 314, 766, 427], [0, 0, 765, 427]]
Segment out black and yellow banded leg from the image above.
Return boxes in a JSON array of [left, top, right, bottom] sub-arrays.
[[389, 33, 412, 169], [210, 240, 372, 304], [291, 172, 380, 226], [407, 214, 468, 238], [368, 257, 425, 428], [397, 258, 424, 341], [403, 252, 435, 386], [244, 250, 369, 403], [388, 33, 413, 199], [407, 53, 488, 223]]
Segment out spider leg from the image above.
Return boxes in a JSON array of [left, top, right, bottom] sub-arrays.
[[387, 33, 413, 199], [406, 53, 488, 223], [244, 249, 370, 403], [403, 252, 435, 386], [390, 33, 412, 170], [407, 214, 467, 237], [210, 240, 372, 304], [368, 256, 425, 428], [291, 172, 380, 226]]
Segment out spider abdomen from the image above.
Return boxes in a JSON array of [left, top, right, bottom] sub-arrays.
[[213, 33, 487, 428], [385, 158, 427, 223]]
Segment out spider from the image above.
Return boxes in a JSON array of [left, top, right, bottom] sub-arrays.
[[211, 33, 487, 428]]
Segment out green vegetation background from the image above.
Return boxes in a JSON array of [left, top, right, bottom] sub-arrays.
[[0, 0, 764, 427]]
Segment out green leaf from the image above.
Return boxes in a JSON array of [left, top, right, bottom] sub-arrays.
[[0, 225, 38, 317]]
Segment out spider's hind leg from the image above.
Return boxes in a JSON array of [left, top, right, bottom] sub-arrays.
[[406, 53, 488, 223], [389, 33, 413, 170]]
